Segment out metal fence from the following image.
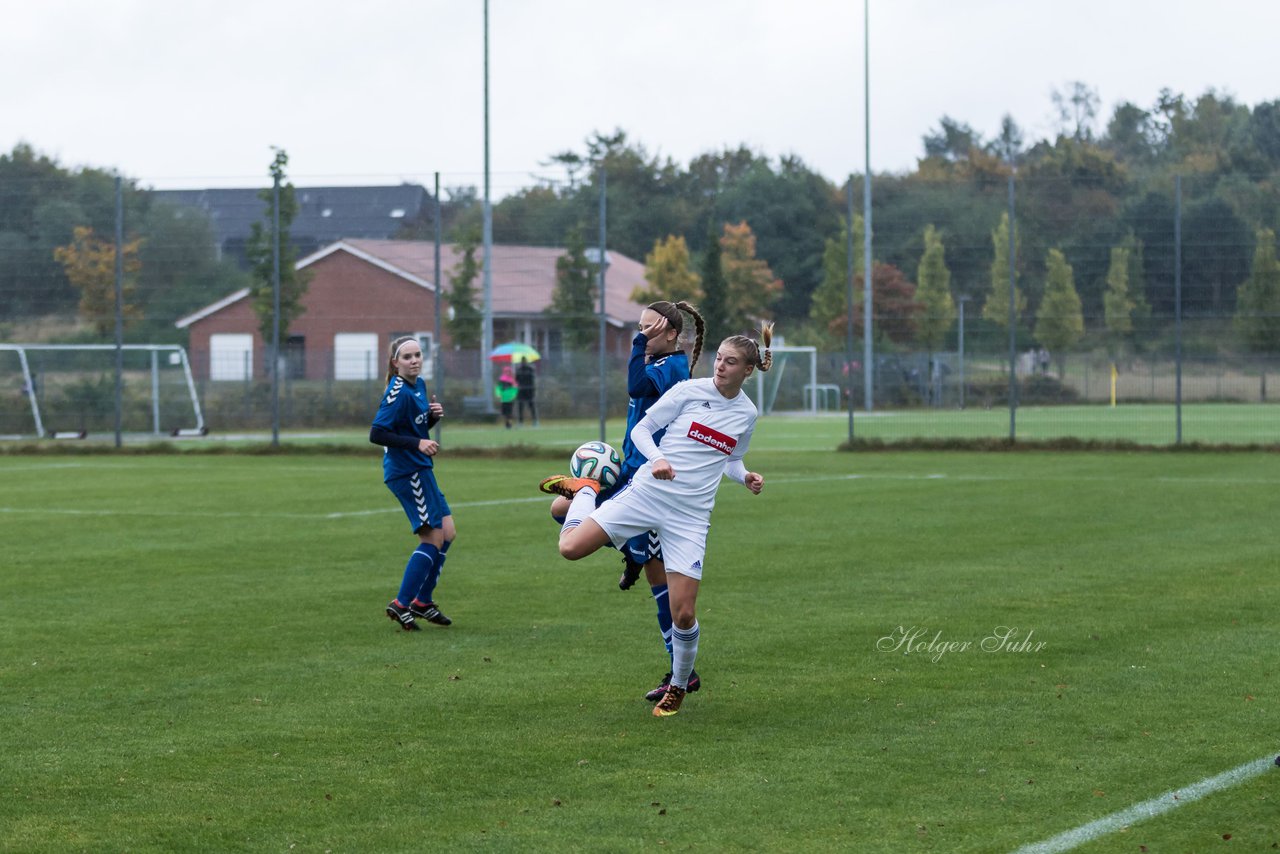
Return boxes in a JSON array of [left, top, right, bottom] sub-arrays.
[[2, 165, 1279, 445]]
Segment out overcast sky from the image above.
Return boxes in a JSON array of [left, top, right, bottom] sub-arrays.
[[3, 0, 1277, 195]]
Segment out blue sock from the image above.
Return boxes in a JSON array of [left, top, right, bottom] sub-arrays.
[[397, 543, 438, 605], [416, 540, 450, 603], [651, 583, 674, 659]]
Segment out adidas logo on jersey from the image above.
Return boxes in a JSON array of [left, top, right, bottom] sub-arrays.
[[701, 401, 712, 409]]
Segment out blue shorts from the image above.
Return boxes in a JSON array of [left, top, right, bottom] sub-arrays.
[[386, 469, 451, 534]]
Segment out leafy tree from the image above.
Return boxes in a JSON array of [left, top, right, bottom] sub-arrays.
[[244, 149, 312, 349], [982, 213, 1026, 328], [1104, 102, 1160, 165], [1120, 231, 1152, 322], [923, 116, 981, 162], [1181, 196, 1251, 315], [1102, 246, 1136, 357], [634, 234, 700, 304], [1034, 248, 1085, 375], [810, 214, 863, 345], [445, 226, 483, 350], [711, 155, 837, 321], [915, 225, 956, 354], [1235, 227, 1280, 353], [550, 226, 599, 352], [1248, 100, 1280, 169], [138, 202, 249, 341], [1051, 81, 1100, 142], [989, 114, 1025, 163], [719, 221, 782, 334], [818, 262, 919, 346], [698, 221, 731, 347], [52, 225, 143, 336]]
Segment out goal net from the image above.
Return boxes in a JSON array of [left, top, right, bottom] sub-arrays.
[[0, 344, 206, 439]]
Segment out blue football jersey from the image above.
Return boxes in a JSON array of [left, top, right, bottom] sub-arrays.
[[622, 332, 690, 475], [372, 375, 436, 481]]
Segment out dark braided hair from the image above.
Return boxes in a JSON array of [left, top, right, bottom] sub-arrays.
[[722, 322, 774, 372], [648, 300, 706, 371]]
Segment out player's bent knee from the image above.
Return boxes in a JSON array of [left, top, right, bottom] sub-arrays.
[[558, 537, 587, 560]]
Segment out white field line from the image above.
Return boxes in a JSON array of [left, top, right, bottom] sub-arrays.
[[1010, 755, 1276, 854]]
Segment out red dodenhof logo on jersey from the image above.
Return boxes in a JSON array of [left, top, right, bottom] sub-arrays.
[[687, 421, 736, 454]]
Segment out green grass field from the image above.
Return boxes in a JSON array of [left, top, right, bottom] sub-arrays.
[[3, 447, 1279, 852]]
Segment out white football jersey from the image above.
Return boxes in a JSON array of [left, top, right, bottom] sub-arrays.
[[630, 377, 758, 513]]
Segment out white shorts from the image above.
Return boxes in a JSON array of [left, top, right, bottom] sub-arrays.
[[590, 477, 711, 580]]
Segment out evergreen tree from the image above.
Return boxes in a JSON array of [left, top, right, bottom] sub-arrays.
[[1102, 246, 1136, 357], [809, 215, 863, 345], [1121, 231, 1152, 330], [245, 149, 312, 351], [1235, 227, 1280, 354], [915, 224, 956, 354], [699, 221, 731, 346], [1034, 248, 1085, 375], [634, 234, 701, 305], [445, 226, 483, 350], [551, 226, 599, 352], [981, 212, 1026, 328]]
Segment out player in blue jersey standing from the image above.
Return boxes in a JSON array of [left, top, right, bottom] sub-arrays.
[[545, 300, 705, 701], [370, 335, 456, 631], [543, 325, 772, 717]]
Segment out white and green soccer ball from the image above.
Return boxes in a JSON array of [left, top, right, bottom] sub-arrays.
[[570, 441, 622, 489]]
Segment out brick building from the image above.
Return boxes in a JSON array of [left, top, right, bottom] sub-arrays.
[[175, 239, 649, 381]]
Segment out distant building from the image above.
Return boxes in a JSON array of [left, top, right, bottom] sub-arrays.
[[175, 238, 648, 382], [151, 184, 430, 267]]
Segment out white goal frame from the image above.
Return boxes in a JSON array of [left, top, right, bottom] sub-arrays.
[[0, 343, 206, 439], [753, 345, 822, 415]]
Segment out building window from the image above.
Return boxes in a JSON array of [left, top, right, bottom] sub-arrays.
[[334, 333, 380, 381], [285, 335, 306, 380], [209, 333, 253, 381]]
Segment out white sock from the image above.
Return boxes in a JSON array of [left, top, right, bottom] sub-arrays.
[[559, 486, 598, 534], [670, 621, 699, 689]]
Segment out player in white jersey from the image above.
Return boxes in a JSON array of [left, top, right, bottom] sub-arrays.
[[541, 325, 773, 717]]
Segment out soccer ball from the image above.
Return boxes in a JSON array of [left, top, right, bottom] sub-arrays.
[[570, 441, 623, 490]]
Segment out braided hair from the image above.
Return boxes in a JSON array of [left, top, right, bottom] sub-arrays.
[[721, 322, 774, 372], [647, 300, 706, 371]]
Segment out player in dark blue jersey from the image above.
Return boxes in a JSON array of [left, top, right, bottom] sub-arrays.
[[546, 300, 705, 700], [370, 335, 456, 631]]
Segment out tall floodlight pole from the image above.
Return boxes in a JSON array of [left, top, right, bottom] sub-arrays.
[[1175, 174, 1183, 444], [845, 178, 856, 441], [113, 175, 124, 448], [434, 172, 444, 442], [862, 0, 874, 411], [481, 0, 495, 412], [957, 295, 969, 409], [1007, 171, 1017, 441], [597, 167, 608, 442], [271, 167, 281, 448]]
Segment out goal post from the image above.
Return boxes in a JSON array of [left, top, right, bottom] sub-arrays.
[[751, 345, 825, 415], [0, 344, 206, 439]]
